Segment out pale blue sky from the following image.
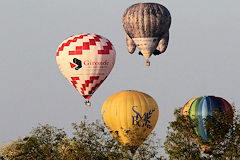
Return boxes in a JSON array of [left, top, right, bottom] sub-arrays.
[[0, 0, 240, 150]]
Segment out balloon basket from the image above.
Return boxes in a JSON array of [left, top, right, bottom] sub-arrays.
[[145, 60, 150, 66], [84, 100, 91, 107]]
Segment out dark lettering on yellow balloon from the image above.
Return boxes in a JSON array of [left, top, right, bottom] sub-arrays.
[[132, 106, 156, 129]]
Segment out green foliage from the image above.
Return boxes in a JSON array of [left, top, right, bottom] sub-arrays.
[[1, 107, 239, 159], [208, 107, 240, 159], [0, 125, 66, 160], [164, 108, 203, 160], [0, 116, 164, 160], [164, 106, 240, 160]]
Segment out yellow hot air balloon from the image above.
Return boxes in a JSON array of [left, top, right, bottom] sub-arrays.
[[101, 90, 159, 150]]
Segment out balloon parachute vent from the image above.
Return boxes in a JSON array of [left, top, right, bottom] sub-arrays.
[[84, 100, 91, 107], [145, 60, 150, 66]]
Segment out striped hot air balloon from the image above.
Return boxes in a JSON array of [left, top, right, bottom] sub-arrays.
[[181, 96, 233, 150], [122, 3, 171, 66], [56, 33, 116, 107], [101, 90, 159, 151]]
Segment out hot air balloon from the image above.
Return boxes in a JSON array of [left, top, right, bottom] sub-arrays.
[[101, 90, 159, 152], [181, 97, 200, 116], [56, 33, 116, 107], [181, 96, 233, 150], [122, 3, 171, 66]]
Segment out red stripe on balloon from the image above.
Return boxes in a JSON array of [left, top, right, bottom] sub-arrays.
[[89, 39, 96, 45], [98, 40, 113, 54], [71, 77, 80, 88], [83, 95, 92, 100], [89, 76, 108, 94], [81, 76, 99, 92], [82, 42, 90, 50], [57, 34, 113, 56], [56, 34, 89, 56]]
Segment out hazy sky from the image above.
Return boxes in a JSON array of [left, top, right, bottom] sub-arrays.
[[0, 0, 240, 148]]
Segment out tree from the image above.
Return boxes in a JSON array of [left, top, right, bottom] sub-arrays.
[[0, 116, 165, 160], [210, 107, 240, 159], [164, 106, 240, 160], [164, 108, 203, 160], [3, 110, 238, 159], [59, 116, 165, 160], [0, 124, 67, 160]]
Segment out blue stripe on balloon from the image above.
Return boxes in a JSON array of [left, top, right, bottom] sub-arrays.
[[199, 97, 208, 143], [205, 96, 211, 141], [217, 98, 223, 112], [210, 96, 216, 111], [186, 96, 233, 148], [207, 96, 212, 117]]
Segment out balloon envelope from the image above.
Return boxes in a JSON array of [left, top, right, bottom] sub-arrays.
[[101, 90, 159, 147], [56, 33, 116, 106], [182, 97, 199, 116], [122, 3, 171, 65], [181, 96, 233, 149]]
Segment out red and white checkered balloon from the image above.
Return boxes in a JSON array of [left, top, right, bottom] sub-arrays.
[[56, 33, 116, 106]]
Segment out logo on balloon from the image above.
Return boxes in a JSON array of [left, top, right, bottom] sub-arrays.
[[83, 60, 109, 66], [71, 58, 82, 70], [132, 106, 156, 129]]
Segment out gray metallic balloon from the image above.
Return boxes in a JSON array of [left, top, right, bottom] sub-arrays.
[[122, 3, 171, 66]]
